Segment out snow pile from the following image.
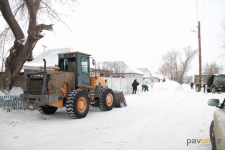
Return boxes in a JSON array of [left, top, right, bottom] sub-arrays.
[[0, 87, 23, 96], [0, 90, 5, 96], [181, 83, 191, 91], [153, 80, 183, 92], [8, 87, 24, 95]]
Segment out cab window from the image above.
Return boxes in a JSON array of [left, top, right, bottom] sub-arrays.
[[81, 57, 89, 73], [59, 58, 76, 72]]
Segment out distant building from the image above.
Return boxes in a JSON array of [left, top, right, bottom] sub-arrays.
[[23, 48, 73, 71], [137, 68, 152, 84], [119, 61, 144, 85], [95, 61, 144, 84], [90, 68, 113, 77]]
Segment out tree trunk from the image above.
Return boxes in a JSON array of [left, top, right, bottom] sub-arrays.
[[0, 0, 42, 92]]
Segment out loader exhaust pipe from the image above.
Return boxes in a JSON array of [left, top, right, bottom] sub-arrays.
[[43, 59, 46, 72], [42, 59, 47, 94]]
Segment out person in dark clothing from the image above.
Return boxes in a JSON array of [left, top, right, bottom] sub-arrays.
[[142, 84, 149, 92], [132, 79, 139, 94], [190, 82, 194, 89]]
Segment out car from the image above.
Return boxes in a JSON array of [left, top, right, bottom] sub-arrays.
[[206, 74, 225, 93], [208, 98, 225, 150]]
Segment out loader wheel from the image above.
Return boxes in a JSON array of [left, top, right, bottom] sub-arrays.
[[66, 89, 89, 119], [196, 86, 200, 92], [99, 88, 114, 111], [37, 106, 58, 114]]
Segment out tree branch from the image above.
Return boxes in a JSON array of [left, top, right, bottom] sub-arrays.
[[41, 1, 73, 34], [0, 0, 24, 40]]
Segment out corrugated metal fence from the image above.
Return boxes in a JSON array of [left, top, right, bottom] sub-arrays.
[[102, 77, 143, 94], [0, 95, 26, 111]]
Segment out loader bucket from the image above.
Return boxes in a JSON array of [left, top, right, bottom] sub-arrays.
[[113, 90, 127, 107]]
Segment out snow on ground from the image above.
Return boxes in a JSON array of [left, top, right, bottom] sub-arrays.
[[0, 80, 224, 150]]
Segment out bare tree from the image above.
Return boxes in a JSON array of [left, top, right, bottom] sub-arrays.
[[0, 0, 76, 92], [178, 46, 197, 84], [96, 61, 126, 77], [113, 61, 125, 77], [159, 49, 179, 81], [217, 19, 225, 59], [159, 46, 197, 84], [184, 75, 193, 84], [203, 62, 223, 76], [0, 27, 11, 72]]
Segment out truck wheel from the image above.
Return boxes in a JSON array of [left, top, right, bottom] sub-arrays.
[[210, 121, 217, 150], [66, 90, 89, 119], [99, 88, 114, 111], [212, 87, 216, 93], [37, 106, 58, 114], [196, 86, 200, 92]]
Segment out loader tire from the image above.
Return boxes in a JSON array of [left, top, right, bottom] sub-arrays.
[[196, 86, 200, 92], [37, 106, 58, 114], [99, 88, 114, 111], [66, 89, 89, 119]]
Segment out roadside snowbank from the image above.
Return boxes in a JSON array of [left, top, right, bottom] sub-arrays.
[[0, 87, 23, 96]]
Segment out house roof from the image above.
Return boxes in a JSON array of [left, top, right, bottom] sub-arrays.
[[24, 48, 73, 68], [113, 61, 144, 74], [137, 68, 152, 77]]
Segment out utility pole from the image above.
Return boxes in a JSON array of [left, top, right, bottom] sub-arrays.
[[198, 21, 202, 90], [42, 45, 47, 51]]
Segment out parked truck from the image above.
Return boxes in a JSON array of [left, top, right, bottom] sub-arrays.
[[194, 75, 211, 92], [205, 74, 225, 93]]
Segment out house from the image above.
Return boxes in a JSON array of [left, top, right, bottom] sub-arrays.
[[116, 61, 144, 85], [24, 48, 73, 71], [90, 68, 113, 77], [95, 61, 144, 85], [137, 68, 152, 84]]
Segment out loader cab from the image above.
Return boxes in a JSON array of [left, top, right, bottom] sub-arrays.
[[58, 51, 91, 87]]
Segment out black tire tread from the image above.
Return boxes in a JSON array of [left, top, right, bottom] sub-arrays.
[[37, 106, 58, 114], [99, 88, 114, 111], [66, 89, 89, 119]]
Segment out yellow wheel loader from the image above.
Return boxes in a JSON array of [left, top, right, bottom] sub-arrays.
[[20, 51, 127, 119]]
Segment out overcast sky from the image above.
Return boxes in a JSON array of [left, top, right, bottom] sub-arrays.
[[1, 0, 225, 75]]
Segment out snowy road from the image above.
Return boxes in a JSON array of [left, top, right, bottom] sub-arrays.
[[0, 81, 224, 150]]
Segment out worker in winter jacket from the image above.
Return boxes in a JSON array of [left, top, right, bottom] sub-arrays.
[[142, 84, 149, 92], [190, 82, 194, 89], [132, 79, 139, 94]]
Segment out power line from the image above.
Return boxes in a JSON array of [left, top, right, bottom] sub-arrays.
[[202, 0, 204, 23], [196, 0, 199, 22], [73, 27, 195, 48]]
